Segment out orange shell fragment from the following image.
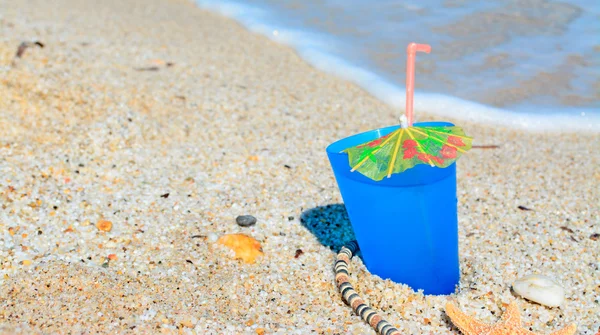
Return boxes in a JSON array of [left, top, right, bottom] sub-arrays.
[[217, 233, 263, 264], [96, 219, 113, 232]]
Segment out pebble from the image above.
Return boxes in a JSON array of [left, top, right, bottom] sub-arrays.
[[512, 274, 565, 307], [236, 215, 257, 227]]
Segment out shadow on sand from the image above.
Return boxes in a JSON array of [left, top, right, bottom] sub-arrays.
[[299, 203, 358, 255]]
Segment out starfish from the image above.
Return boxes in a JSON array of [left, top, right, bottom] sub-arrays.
[[445, 301, 577, 335]]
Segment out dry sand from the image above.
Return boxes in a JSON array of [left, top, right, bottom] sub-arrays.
[[0, 0, 599, 334]]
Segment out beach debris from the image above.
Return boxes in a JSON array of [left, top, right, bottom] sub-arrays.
[[217, 233, 263, 264], [284, 164, 292, 169], [134, 60, 174, 71], [471, 145, 500, 149], [560, 226, 574, 233], [559, 226, 578, 242], [160, 193, 170, 198], [15, 41, 44, 58], [446, 301, 576, 335], [590, 233, 599, 241], [512, 274, 565, 307], [135, 66, 160, 71], [517, 205, 532, 211], [95, 219, 113, 232], [294, 249, 303, 258], [236, 215, 257, 227]]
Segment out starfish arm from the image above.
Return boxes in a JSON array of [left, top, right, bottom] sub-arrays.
[[500, 301, 523, 324], [445, 302, 492, 335], [548, 324, 577, 335]]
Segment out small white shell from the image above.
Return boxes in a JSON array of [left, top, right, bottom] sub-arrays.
[[207, 232, 219, 242], [512, 274, 565, 307]]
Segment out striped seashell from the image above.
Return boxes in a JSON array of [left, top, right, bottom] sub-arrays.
[[334, 241, 401, 335]]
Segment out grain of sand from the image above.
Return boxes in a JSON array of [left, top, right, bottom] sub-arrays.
[[0, 0, 599, 334]]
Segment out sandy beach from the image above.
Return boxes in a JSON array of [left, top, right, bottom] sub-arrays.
[[0, 0, 599, 334]]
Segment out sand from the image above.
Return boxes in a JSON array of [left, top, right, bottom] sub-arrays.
[[0, 0, 598, 334]]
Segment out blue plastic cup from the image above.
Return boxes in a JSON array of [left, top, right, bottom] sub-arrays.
[[327, 122, 459, 295]]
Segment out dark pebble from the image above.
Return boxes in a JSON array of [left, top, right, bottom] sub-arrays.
[[236, 215, 257, 227]]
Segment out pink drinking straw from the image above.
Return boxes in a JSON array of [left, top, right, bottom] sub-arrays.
[[405, 43, 431, 127]]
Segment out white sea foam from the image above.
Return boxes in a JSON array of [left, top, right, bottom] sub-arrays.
[[195, 0, 600, 133]]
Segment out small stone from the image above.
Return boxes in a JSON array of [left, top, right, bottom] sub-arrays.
[[255, 328, 265, 335], [107, 254, 118, 261], [22, 260, 32, 266], [236, 215, 257, 227], [207, 232, 219, 242], [512, 274, 565, 307]]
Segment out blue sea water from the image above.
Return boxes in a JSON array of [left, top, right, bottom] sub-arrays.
[[195, 0, 600, 132]]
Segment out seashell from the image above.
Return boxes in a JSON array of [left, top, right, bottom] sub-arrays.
[[217, 233, 263, 264], [207, 232, 219, 242], [512, 274, 565, 307]]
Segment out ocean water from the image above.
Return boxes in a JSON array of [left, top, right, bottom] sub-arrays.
[[195, 0, 600, 132]]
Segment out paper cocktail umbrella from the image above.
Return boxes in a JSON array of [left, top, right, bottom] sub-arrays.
[[344, 43, 472, 181]]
